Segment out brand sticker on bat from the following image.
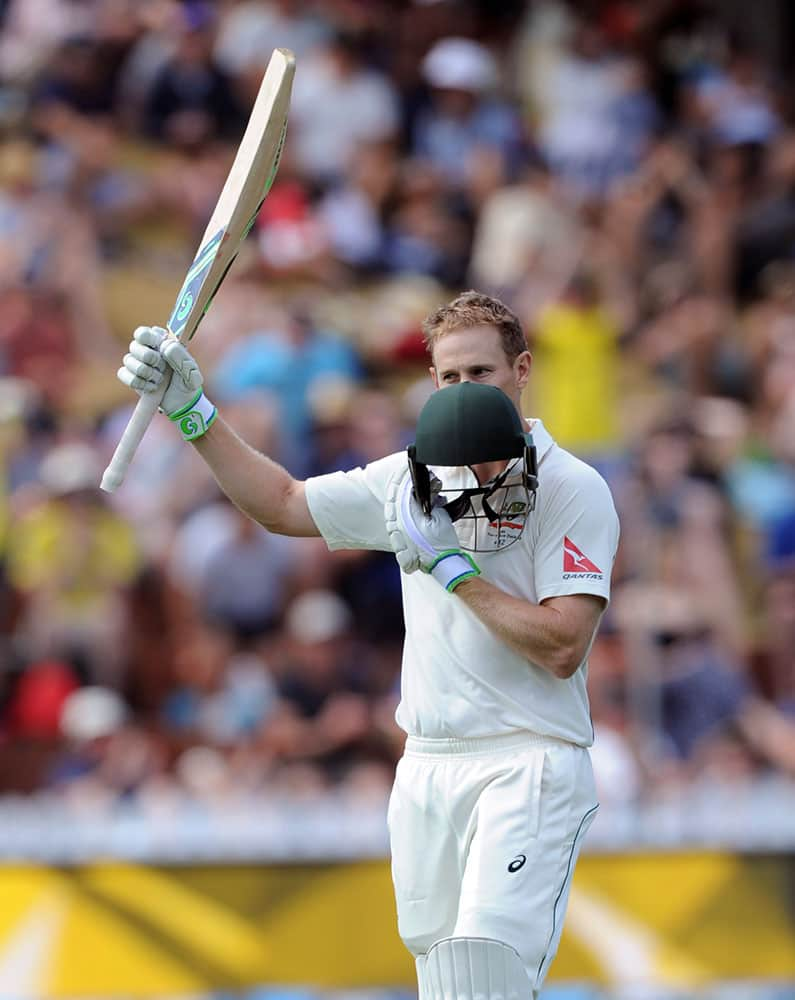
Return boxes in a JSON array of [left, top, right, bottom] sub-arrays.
[[168, 228, 225, 338]]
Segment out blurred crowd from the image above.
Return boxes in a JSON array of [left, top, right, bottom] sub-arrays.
[[0, 0, 794, 837]]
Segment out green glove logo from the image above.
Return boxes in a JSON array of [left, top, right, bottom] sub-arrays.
[[170, 391, 216, 441], [180, 410, 206, 440]]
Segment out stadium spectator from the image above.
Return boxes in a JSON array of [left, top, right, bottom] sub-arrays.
[[288, 31, 400, 184], [413, 36, 525, 201], [4, 442, 140, 685], [142, 3, 245, 146], [530, 265, 624, 462]]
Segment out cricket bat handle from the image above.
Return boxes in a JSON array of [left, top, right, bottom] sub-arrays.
[[100, 384, 166, 492]]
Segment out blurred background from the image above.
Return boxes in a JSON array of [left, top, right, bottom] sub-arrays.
[[0, 0, 794, 998]]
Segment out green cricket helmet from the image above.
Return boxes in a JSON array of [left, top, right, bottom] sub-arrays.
[[408, 382, 538, 552]]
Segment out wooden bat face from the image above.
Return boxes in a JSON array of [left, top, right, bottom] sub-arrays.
[[167, 51, 294, 343], [100, 49, 295, 493]]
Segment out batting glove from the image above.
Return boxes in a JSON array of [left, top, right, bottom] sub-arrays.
[[117, 326, 217, 441], [385, 471, 480, 593]]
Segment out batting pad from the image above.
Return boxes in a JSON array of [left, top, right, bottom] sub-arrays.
[[419, 936, 534, 1000]]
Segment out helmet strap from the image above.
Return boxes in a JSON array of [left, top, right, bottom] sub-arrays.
[[408, 445, 433, 516]]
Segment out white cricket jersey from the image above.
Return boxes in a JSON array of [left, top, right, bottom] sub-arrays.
[[304, 419, 619, 746]]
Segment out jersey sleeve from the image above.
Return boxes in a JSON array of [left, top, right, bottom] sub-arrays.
[[305, 452, 406, 552], [533, 460, 619, 604]]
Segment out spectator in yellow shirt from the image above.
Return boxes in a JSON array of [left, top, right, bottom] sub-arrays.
[[529, 268, 621, 460], [5, 443, 141, 684]]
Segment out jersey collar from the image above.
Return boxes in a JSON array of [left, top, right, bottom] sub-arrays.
[[525, 417, 555, 463]]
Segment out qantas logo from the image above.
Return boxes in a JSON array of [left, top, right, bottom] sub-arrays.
[[563, 536, 602, 577]]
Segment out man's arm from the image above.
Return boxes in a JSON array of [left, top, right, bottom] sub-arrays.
[[454, 580, 605, 679], [118, 326, 319, 538], [193, 417, 319, 537], [385, 470, 607, 678]]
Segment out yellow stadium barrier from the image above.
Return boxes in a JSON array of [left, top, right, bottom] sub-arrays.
[[0, 853, 793, 997]]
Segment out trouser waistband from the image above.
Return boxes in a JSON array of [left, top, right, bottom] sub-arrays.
[[404, 730, 574, 758]]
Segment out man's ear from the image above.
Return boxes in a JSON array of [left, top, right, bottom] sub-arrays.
[[514, 351, 532, 390], [430, 366, 440, 389]]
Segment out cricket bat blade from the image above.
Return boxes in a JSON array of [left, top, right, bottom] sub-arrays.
[[100, 48, 295, 493]]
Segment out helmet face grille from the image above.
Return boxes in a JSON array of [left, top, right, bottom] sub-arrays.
[[437, 460, 536, 553]]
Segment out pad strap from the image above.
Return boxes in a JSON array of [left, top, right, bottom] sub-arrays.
[[169, 391, 217, 442]]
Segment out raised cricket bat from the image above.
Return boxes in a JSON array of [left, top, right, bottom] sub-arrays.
[[100, 48, 296, 492]]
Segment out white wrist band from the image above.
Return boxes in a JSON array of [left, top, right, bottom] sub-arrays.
[[429, 551, 481, 592], [169, 391, 217, 441]]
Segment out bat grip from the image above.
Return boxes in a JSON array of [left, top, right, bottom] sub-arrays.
[[100, 384, 166, 492]]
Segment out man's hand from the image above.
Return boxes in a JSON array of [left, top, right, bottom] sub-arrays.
[[117, 326, 216, 440], [385, 471, 480, 592], [118, 326, 201, 414]]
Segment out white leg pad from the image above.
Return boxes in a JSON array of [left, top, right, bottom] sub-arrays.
[[416, 954, 429, 1000], [419, 937, 533, 1000]]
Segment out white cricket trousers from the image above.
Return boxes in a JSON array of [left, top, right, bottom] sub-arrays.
[[387, 731, 598, 995]]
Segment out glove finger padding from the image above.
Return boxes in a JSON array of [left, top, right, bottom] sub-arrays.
[[122, 351, 164, 383], [397, 472, 459, 561], [394, 542, 421, 574], [385, 471, 422, 573], [117, 365, 159, 394], [133, 325, 167, 350], [119, 326, 169, 395], [128, 339, 166, 369], [162, 339, 204, 393]]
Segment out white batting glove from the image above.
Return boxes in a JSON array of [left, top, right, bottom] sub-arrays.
[[117, 326, 217, 441], [385, 471, 480, 593]]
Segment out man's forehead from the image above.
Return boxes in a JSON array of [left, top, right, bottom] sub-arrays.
[[431, 324, 505, 365]]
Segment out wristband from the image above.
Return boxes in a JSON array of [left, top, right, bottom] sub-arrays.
[[428, 549, 481, 593], [168, 391, 218, 442]]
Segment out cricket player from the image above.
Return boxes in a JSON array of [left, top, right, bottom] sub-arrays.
[[118, 290, 619, 1000]]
